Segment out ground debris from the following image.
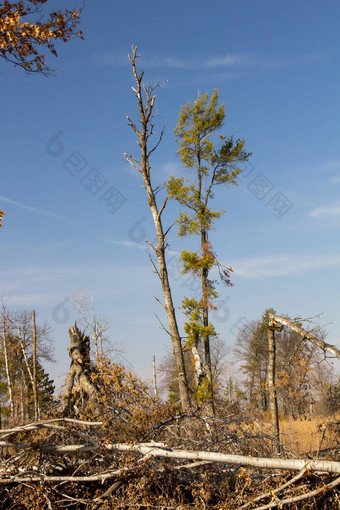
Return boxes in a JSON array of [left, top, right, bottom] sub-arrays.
[[0, 412, 339, 509]]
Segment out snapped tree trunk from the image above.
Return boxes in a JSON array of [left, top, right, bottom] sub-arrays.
[[62, 323, 100, 417], [124, 45, 191, 412], [269, 313, 340, 359], [268, 323, 280, 450]]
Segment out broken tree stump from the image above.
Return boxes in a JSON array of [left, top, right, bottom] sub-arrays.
[[61, 322, 100, 417]]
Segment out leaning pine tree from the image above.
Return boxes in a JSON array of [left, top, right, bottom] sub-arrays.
[[167, 89, 251, 411]]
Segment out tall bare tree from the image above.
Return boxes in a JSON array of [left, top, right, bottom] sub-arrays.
[[124, 46, 191, 411]]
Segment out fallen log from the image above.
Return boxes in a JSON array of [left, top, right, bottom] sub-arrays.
[[2, 437, 340, 474], [108, 444, 340, 474]]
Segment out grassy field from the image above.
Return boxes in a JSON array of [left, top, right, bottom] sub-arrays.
[[280, 414, 340, 456]]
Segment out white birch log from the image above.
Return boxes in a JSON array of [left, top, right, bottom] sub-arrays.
[[107, 444, 340, 474], [2, 435, 340, 474], [0, 418, 103, 435], [0, 469, 122, 484]]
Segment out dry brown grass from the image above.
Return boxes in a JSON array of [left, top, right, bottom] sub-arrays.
[[280, 414, 340, 456]]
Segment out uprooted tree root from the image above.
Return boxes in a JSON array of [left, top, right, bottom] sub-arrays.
[[0, 413, 339, 509]]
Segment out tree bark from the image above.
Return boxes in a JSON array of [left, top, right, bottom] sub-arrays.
[[110, 443, 340, 474], [201, 230, 215, 414], [32, 310, 39, 421], [62, 323, 100, 416], [191, 340, 205, 388], [124, 46, 191, 412], [267, 325, 280, 450]]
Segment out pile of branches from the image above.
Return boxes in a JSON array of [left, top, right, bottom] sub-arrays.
[[0, 414, 339, 509]]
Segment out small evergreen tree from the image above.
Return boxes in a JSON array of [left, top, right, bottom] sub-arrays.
[[33, 359, 55, 413]]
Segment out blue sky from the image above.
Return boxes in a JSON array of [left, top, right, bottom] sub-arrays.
[[1, 0, 340, 388]]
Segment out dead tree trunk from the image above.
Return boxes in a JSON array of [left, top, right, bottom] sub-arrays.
[[62, 323, 100, 417], [268, 321, 281, 450], [32, 310, 39, 421], [124, 45, 191, 412]]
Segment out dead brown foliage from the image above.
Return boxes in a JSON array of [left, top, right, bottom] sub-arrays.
[[0, 360, 339, 508]]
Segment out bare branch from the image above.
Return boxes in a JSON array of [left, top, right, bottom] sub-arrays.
[[123, 152, 142, 168], [240, 467, 307, 509], [252, 475, 340, 509], [164, 220, 178, 239], [126, 115, 141, 138], [145, 239, 157, 253], [153, 296, 166, 310], [148, 253, 161, 279], [158, 197, 168, 219], [124, 158, 143, 174], [148, 125, 165, 158], [153, 313, 171, 336]]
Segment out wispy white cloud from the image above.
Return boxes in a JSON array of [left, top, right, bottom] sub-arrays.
[[102, 52, 256, 70], [99, 51, 329, 72], [146, 54, 244, 70], [323, 160, 340, 171], [232, 253, 340, 279], [309, 201, 340, 218], [0, 196, 63, 220], [0, 263, 156, 308], [4, 293, 65, 307], [318, 160, 340, 183], [158, 161, 181, 177], [106, 239, 148, 251]]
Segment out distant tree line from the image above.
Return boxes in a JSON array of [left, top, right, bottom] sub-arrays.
[[0, 302, 55, 425]]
